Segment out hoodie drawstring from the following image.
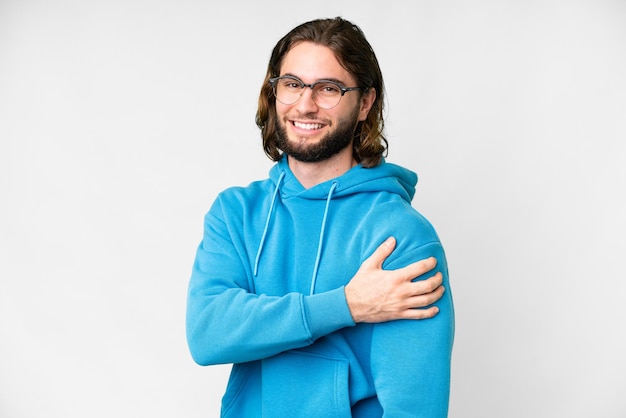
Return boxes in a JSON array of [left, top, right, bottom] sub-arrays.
[[253, 171, 285, 277], [253, 173, 337, 296], [309, 181, 337, 295]]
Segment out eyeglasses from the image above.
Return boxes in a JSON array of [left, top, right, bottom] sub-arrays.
[[269, 75, 362, 109]]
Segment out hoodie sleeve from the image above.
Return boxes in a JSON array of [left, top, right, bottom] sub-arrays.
[[185, 195, 355, 366], [371, 239, 455, 418]]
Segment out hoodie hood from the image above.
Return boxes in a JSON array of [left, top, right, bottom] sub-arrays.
[[269, 156, 417, 202]]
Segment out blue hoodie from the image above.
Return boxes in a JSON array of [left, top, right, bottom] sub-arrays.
[[186, 157, 454, 417]]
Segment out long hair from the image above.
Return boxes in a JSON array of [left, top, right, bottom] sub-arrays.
[[255, 17, 387, 168]]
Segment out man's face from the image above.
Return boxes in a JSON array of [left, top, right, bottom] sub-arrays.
[[274, 41, 372, 163]]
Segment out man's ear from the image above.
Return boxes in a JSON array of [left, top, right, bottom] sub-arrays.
[[357, 88, 377, 122]]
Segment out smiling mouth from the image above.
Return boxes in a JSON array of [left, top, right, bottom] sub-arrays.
[[292, 121, 325, 131]]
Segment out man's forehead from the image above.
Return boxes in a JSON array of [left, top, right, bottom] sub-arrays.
[[279, 41, 355, 85]]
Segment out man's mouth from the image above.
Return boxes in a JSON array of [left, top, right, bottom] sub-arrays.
[[292, 121, 324, 131]]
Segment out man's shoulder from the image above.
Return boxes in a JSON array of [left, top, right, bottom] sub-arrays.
[[361, 197, 440, 244], [206, 178, 274, 219], [217, 178, 274, 201], [371, 195, 432, 222]]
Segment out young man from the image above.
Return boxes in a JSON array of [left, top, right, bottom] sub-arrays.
[[186, 17, 454, 417]]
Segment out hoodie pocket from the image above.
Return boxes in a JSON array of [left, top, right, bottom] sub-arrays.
[[262, 350, 351, 418]]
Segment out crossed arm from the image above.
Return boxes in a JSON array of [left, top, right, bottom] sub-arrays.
[[187, 229, 445, 366]]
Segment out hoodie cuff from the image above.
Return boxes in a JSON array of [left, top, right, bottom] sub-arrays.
[[302, 286, 356, 341]]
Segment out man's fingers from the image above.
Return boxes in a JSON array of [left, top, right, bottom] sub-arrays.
[[396, 256, 438, 281], [401, 306, 440, 320], [413, 271, 443, 294], [409, 282, 445, 306], [364, 236, 396, 268]]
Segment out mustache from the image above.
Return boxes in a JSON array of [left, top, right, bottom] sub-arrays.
[[284, 113, 331, 124]]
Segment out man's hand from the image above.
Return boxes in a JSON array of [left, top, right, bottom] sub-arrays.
[[344, 236, 445, 323]]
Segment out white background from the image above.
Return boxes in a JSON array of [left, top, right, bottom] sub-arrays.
[[1, 1, 625, 417]]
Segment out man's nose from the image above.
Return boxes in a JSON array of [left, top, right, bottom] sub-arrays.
[[294, 86, 319, 112]]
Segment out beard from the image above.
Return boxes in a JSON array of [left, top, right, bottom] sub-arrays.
[[274, 107, 360, 163]]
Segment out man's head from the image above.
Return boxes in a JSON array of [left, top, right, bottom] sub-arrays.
[[256, 17, 387, 167]]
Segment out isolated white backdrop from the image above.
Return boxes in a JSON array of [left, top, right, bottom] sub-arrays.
[[1, 1, 625, 417]]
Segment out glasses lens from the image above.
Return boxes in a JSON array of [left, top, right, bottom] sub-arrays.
[[312, 82, 342, 109], [274, 77, 302, 105]]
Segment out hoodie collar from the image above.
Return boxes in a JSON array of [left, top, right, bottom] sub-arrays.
[[269, 155, 417, 202]]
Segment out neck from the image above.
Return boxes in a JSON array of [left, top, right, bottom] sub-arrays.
[[288, 148, 357, 189]]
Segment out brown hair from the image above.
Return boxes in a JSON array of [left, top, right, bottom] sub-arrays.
[[255, 17, 387, 168]]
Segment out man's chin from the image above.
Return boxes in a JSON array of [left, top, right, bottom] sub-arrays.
[[276, 117, 356, 163], [283, 148, 326, 163]]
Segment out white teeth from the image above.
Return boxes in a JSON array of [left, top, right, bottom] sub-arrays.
[[293, 121, 323, 130]]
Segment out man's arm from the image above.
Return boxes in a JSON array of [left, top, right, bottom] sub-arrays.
[[369, 240, 454, 417], [186, 205, 354, 366], [186, 202, 446, 367]]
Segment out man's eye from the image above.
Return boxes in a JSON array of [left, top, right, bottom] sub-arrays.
[[283, 81, 302, 90], [317, 84, 341, 95]]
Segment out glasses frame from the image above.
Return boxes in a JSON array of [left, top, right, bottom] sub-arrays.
[[268, 75, 362, 109]]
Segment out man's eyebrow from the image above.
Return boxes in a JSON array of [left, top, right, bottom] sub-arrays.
[[281, 73, 349, 86], [280, 73, 301, 80], [316, 77, 348, 86]]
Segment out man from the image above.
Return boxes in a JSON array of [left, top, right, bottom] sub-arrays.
[[186, 17, 454, 417]]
